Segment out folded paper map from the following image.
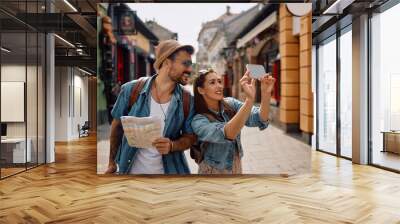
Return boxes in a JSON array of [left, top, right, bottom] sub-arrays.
[[120, 116, 162, 149]]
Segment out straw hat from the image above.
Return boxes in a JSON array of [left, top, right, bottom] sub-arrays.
[[153, 40, 194, 70]]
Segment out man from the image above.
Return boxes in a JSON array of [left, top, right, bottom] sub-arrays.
[[105, 40, 196, 174]]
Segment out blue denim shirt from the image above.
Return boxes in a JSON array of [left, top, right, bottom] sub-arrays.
[[111, 75, 195, 174], [191, 97, 269, 171]]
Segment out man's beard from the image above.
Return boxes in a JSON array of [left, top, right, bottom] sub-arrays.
[[169, 74, 181, 84], [179, 73, 189, 86], [177, 78, 185, 85], [170, 73, 189, 85]]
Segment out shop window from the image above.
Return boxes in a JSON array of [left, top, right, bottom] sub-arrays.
[[371, 3, 400, 171]]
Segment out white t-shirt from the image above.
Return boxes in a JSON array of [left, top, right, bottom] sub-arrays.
[[129, 96, 170, 174]]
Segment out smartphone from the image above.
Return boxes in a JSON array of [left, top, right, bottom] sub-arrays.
[[246, 64, 267, 79]]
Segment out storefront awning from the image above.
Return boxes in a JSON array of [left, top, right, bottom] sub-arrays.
[[236, 11, 277, 49]]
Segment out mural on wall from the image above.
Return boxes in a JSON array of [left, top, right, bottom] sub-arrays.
[[97, 3, 312, 176]]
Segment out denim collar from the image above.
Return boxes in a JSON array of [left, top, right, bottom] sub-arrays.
[[210, 100, 225, 112], [208, 100, 227, 118], [139, 74, 183, 102]]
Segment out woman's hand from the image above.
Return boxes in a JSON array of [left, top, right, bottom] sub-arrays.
[[260, 74, 276, 97], [240, 71, 256, 102]]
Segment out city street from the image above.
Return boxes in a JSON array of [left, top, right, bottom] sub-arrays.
[[185, 124, 310, 175]]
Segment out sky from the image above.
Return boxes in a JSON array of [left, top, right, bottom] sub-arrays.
[[128, 3, 257, 62]]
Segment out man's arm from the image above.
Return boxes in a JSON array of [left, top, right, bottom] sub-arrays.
[[153, 134, 196, 154], [171, 134, 197, 152], [105, 119, 124, 173]]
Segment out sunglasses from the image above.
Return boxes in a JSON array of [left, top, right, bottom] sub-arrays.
[[198, 68, 214, 76], [181, 60, 193, 68]]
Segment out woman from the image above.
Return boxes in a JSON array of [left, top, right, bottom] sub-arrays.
[[191, 68, 275, 174]]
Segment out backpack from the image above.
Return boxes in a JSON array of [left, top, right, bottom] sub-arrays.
[[189, 101, 236, 164]]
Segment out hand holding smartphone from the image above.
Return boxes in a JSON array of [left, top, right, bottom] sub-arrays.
[[246, 64, 268, 80]]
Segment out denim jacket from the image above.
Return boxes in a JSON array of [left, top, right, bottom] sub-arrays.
[[111, 75, 195, 174], [191, 97, 269, 171]]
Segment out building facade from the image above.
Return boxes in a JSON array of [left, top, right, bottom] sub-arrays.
[[98, 3, 159, 125], [145, 20, 178, 41], [196, 6, 237, 70], [225, 4, 312, 144]]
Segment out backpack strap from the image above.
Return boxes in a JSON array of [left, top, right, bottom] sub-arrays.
[[182, 88, 191, 120], [127, 77, 148, 113], [201, 99, 236, 122], [203, 113, 217, 122], [222, 100, 236, 120]]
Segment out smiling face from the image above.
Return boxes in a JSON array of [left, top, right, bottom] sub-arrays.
[[197, 72, 224, 102], [163, 50, 193, 85]]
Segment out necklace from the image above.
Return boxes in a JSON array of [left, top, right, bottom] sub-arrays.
[[154, 81, 167, 122]]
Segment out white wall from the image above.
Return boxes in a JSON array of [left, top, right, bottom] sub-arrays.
[[55, 67, 68, 141], [54, 67, 89, 141]]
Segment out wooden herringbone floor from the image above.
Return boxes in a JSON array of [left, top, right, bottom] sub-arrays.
[[1, 134, 400, 223]]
